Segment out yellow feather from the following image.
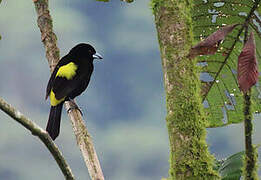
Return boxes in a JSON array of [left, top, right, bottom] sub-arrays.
[[56, 62, 78, 80], [50, 90, 65, 106]]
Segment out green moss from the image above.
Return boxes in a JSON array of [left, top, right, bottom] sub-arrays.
[[164, 55, 219, 179], [152, 0, 220, 179], [150, 0, 165, 15], [242, 92, 259, 180], [242, 145, 259, 180]]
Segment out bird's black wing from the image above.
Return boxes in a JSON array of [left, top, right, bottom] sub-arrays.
[[45, 55, 72, 100], [46, 67, 59, 100], [52, 65, 93, 100], [52, 76, 82, 100]]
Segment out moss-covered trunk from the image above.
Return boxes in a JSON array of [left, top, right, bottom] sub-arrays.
[[151, 1, 219, 179], [243, 92, 258, 180]]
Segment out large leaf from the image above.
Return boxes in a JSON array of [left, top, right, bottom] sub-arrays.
[[238, 32, 259, 93], [192, 0, 261, 127], [189, 24, 239, 58], [216, 151, 244, 180]]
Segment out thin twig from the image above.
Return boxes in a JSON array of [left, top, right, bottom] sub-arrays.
[[0, 97, 75, 180], [33, 0, 105, 179]]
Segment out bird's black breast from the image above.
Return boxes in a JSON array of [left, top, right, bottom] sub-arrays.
[[47, 55, 94, 101], [66, 62, 94, 99]]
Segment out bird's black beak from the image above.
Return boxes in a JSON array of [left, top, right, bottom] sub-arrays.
[[93, 52, 103, 60]]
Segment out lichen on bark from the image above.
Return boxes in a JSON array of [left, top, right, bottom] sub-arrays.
[[151, 0, 219, 179]]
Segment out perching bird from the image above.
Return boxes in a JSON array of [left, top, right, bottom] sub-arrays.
[[45, 43, 103, 140]]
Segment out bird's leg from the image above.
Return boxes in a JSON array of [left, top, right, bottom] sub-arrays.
[[66, 98, 83, 116]]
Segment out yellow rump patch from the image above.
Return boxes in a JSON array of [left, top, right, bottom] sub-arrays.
[[56, 62, 78, 80], [50, 90, 65, 106]]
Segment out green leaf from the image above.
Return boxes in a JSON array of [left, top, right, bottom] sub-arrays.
[[217, 151, 244, 180], [192, 0, 261, 127]]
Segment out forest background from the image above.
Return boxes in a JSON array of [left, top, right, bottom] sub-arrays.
[[1, 0, 261, 179]]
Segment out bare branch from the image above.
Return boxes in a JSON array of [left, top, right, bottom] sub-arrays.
[[0, 97, 75, 180], [65, 100, 104, 180], [33, 0, 105, 179]]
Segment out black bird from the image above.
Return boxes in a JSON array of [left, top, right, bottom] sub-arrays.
[[45, 43, 103, 140]]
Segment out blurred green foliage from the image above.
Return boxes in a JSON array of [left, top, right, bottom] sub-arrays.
[[216, 151, 244, 180]]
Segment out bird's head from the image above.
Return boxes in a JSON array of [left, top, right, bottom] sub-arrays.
[[69, 43, 103, 61]]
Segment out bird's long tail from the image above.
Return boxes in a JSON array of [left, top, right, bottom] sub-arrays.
[[46, 103, 63, 140]]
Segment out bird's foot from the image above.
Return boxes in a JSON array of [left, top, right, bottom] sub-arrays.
[[67, 99, 83, 116]]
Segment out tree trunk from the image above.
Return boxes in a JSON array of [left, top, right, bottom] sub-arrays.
[[151, 1, 219, 179]]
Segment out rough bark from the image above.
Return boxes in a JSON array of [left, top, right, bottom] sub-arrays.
[[0, 97, 74, 180], [151, 0, 219, 179], [33, 0, 104, 180], [65, 100, 104, 180]]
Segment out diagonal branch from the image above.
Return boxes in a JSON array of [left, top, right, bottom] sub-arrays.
[[201, 27, 243, 101], [33, 0, 104, 180], [65, 100, 104, 180], [0, 97, 75, 180]]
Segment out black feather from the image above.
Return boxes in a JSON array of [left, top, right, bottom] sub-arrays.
[[45, 43, 100, 140], [46, 103, 63, 140], [46, 67, 59, 100]]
